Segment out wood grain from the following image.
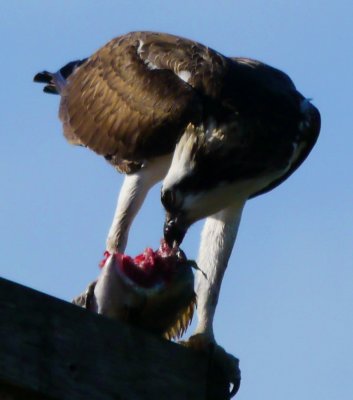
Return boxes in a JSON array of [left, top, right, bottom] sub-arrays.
[[0, 277, 232, 400]]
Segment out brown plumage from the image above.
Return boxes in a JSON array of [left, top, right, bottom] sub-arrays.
[[35, 31, 319, 182], [58, 32, 226, 171], [35, 33, 320, 392]]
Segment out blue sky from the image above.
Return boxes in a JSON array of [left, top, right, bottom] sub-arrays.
[[1, 1, 352, 399]]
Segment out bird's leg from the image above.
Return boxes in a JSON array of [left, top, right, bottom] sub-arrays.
[[106, 155, 172, 253], [183, 202, 245, 396], [194, 202, 244, 340], [106, 174, 151, 253]]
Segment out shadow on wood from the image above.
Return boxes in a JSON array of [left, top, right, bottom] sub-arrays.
[[0, 278, 236, 399]]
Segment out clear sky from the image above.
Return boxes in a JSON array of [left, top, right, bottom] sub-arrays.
[[1, 1, 352, 399]]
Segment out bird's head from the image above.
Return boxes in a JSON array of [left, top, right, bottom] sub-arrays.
[[161, 123, 238, 247]]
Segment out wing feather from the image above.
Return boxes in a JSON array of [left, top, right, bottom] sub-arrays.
[[58, 32, 230, 164]]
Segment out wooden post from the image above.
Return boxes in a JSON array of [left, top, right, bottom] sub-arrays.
[[0, 278, 235, 399]]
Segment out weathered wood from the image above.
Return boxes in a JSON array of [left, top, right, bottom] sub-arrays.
[[0, 381, 52, 400], [0, 277, 231, 400]]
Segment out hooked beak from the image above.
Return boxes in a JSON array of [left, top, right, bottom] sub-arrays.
[[163, 214, 188, 248]]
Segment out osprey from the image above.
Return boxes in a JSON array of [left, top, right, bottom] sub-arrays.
[[35, 31, 320, 391]]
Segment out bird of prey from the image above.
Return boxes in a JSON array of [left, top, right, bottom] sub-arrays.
[[34, 31, 320, 390]]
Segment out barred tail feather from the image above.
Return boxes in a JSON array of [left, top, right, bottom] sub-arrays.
[[33, 71, 58, 94], [33, 58, 87, 95]]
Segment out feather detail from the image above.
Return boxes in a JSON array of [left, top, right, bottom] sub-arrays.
[[163, 293, 196, 340]]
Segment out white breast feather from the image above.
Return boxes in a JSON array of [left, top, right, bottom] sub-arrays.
[[145, 58, 159, 70], [162, 125, 199, 191], [137, 40, 144, 55], [177, 70, 191, 83]]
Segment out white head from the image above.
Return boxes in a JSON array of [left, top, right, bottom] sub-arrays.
[[161, 123, 243, 246]]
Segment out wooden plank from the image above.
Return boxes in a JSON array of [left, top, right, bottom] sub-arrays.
[[0, 380, 53, 400], [0, 277, 210, 400]]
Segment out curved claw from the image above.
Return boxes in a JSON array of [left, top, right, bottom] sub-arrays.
[[179, 334, 241, 398], [211, 345, 241, 398]]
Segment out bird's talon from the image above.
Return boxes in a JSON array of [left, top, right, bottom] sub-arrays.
[[179, 334, 241, 398]]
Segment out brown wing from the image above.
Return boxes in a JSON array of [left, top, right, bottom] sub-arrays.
[[59, 31, 229, 166]]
